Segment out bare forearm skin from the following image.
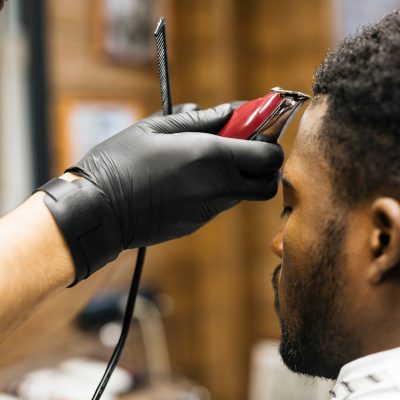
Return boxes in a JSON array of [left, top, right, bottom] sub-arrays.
[[0, 174, 78, 340]]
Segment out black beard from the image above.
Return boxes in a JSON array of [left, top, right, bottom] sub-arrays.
[[272, 218, 361, 379]]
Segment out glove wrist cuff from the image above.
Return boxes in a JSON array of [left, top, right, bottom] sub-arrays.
[[35, 178, 123, 286]]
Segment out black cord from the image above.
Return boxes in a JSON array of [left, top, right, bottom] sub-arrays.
[[91, 247, 147, 400]]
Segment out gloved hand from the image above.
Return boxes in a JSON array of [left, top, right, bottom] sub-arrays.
[[150, 103, 200, 117], [38, 104, 283, 284], [151, 102, 243, 116]]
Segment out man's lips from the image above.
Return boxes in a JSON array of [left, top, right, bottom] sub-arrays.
[[272, 264, 282, 312], [272, 264, 281, 289]]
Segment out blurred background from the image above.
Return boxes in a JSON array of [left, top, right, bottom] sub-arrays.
[[0, 1, 399, 399]]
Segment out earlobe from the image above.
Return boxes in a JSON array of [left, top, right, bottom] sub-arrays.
[[368, 198, 400, 283]]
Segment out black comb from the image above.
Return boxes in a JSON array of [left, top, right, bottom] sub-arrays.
[[154, 17, 173, 116], [90, 17, 174, 400]]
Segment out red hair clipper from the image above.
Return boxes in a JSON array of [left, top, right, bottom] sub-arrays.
[[218, 87, 310, 142]]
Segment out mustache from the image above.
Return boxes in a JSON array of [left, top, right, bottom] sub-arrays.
[[272, 264, 281, 312]]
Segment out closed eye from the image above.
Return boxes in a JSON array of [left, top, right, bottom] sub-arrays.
[[280, 206, 292, 219]]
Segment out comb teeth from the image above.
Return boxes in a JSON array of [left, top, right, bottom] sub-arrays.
[[154, 17, 172, 116]]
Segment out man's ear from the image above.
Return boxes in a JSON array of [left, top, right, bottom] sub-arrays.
[[369, 198, 400, 283]]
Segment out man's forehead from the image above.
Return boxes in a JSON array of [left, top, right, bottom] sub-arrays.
[[294, 97, 329, 151], [283, 97, 331, 185]]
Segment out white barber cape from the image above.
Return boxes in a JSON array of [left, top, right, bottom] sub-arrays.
[[329, 348, 400, 399]]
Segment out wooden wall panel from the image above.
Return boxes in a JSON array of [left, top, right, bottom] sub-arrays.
[[235, 0, 333, 352], [170, 2, 333, 398]]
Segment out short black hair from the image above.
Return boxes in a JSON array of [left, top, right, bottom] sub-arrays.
[[313, 10, 400, 204]]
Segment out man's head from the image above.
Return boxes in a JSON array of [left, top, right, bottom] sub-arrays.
[[272, 10, 400, 380]]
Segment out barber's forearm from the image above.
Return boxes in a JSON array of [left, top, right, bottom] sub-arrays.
[[0, 176, 76, 339]]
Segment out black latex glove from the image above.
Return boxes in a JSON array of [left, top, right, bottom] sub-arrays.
[[67, 104, 283, 249], [151, 102, 243, 117], [150, 103, 200, 117], [38, 104, 283, 283]]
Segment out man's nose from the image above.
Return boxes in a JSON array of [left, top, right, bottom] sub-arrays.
[[271, 230, 283, 258]]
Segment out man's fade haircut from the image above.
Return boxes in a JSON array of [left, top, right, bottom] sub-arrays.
[[313, 10, 400, 204]]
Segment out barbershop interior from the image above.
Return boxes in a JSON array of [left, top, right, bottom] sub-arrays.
[[0, 1, 398, 399]]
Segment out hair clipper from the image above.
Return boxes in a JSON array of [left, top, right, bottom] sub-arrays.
[[218, 87, 310, 142]]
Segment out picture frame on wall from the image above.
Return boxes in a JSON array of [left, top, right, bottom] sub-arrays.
[[94, 0, 169, 66], [54, 96, 144, 173]]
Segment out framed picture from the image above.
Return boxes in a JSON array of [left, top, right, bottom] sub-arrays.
[[94, 0, 170, 66], [54, 96, 144, 172]]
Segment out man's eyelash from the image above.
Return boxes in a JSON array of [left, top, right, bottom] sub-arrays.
[[280, 206, 292, 219]]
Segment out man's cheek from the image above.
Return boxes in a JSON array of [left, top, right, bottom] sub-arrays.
[[278, 265, 295, 320], [280, 250, 306, 321]]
